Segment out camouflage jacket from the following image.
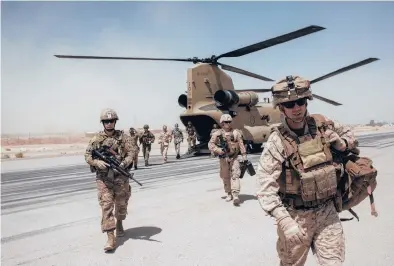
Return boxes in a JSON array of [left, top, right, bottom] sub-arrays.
[[139, 131, 155, 145], [158, 131, 172, 146], [172, 129, 184, 144], [186, 125, 196, 137], [129, 133, 140, 151], [208, 128, 246, 159], [255, 114, 357, 220], [84, 130, 134, 172]]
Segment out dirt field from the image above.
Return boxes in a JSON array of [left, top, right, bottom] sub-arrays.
[[1, 126, 393, 160]]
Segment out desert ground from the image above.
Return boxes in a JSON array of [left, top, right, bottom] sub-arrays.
[[1, 127, 394, 265]]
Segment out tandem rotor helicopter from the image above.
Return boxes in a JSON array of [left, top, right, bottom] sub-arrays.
[[54, 25, 379, 157]]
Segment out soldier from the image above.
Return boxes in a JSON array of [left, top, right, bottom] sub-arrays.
[[210, 124, 220, 157], [255, 76, 357, 265], [158, 125, 172, 163], [186, 121, 197, 151], [208, 114, 247, 206], [171, 123, 184, 159], [84, 108, 133, 251], [139, 124, 155, 166], [128, 127, 140, 170]]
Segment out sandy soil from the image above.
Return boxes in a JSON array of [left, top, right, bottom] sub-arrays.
[[1, 126, 393, 160]]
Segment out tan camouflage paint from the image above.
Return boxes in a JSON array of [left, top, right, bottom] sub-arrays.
[[255, 114, 357, 265]]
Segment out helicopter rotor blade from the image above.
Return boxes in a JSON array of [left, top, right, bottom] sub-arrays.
[[234, 89, 271, 93], [216, 25, 326, 59], [310, 57, 379, 84], [219, 63, 274, 81], [312, 93, 342, 106], [53, 55, 196, 62]]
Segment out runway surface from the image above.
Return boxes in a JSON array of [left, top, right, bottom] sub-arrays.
[[1, 132, 394, 265]]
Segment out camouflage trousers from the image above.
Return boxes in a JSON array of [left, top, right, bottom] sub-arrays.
[[187, 136, 196, 150], [132, 147, 139, 167], [277, 201, 345, 266], [96, 176, 131, 233], [160, 143, 169, 162], [174, 141, 181, 155], [219, 157, 241, 196], [142, 144, 151, 163]]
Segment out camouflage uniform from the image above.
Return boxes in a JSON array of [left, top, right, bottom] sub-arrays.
[[255, 76, 357, 265], [171, 123, 184, 159], [186, 121, 197, 151], [210, 124, 220, 157], [158, 125, 172, 163], [139, 124, 155, 166], [208, 114, 247, 206], [128, 127, 140, 170], [84, 108, 133, 251]]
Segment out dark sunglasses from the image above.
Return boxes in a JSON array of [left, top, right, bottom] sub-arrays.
[[102, 119, 116, 124], [223, 121, 231, 124], [281, 98, 307, 109]]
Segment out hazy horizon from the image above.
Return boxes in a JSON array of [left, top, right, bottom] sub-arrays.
[[2, 1, 393, 135]]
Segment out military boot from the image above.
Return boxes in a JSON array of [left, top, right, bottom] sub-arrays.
[[225, 193, 233, 202], [104, 230, 116, 251], [116, 220, 124, 237], [145, 160, 148, 166], [176, 154, 180, 159], [233, 195, 240, 206]]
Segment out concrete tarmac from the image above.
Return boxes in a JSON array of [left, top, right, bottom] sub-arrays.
[[1, 132, 394, 266]]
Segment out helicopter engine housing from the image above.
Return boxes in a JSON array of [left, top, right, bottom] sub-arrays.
[[214, 90, 259, 108]]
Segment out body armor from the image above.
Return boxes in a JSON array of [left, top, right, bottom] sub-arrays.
[[274, 114, 339, 208], [172, 129, 183, 144], [140, 131, 155, 145], [219, 129, 241, 158]]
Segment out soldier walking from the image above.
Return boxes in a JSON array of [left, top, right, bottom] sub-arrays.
[[255, 76, 358, 265], [84, 108, 133, 251], [208, 114, 247, 206], [158, 125, 172, 163], [128, 127, 140, 170], [139, 124, 155, 166], [186, 121, 197, 151], [171, 123, 184, 159]]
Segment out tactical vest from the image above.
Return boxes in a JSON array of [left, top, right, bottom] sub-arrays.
[[129, 134, 138, 147], [141, 131, 154, 145], [160, 132, 171, 145], [90, 130, 128, 176], [172, 129, 183, 144], [274, 114, 339, 209], [187, 126, 195, 136], [220, 129, 241, 158]]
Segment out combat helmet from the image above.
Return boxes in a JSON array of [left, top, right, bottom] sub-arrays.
[[143, 124, 149, 129], [220, 114, 233, 123], [100, 108, 119, 122], [271, 75, 313, 108]]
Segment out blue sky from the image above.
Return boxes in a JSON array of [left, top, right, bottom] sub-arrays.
[[2, 1, 393, 134]]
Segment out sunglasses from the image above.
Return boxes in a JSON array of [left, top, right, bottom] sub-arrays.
[[223, 121, 231, 124], [102, 119, 116, 124], [281, 98, 307, 109]]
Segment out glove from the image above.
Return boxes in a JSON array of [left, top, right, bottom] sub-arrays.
[[94, 160, 109, 169], [241, 155, 247, 162], [324, 129, 347, 151], [277, 216, 306, 245]]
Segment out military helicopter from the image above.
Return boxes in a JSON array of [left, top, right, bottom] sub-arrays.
[[54, 25, 379, 156]]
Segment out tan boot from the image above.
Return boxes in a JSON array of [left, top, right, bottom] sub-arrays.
[[104, 230, 116, 251], [233, 195, 240, 206], [225, 193, 233, 202], [116, 220, 124, 237]]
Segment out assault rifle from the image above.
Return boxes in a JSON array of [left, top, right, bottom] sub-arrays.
[[91, 145, 143, 186], [217, 135, 229, 158]]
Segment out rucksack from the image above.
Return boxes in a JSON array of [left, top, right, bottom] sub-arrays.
[[334, 149, 378, 221]]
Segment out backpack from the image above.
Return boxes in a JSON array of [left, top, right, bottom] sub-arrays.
[[307, 114, 378, 222], [334, 149, 378, 221]]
